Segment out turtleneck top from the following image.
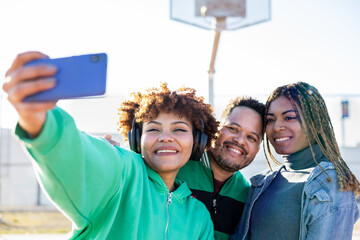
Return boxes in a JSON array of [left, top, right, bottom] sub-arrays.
[[249, 145, 324, 240]]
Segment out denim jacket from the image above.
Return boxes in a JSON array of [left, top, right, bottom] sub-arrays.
[[231, 161, 359, 240]]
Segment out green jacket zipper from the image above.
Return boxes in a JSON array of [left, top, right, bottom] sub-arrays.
[[165, 192, 173, 240]]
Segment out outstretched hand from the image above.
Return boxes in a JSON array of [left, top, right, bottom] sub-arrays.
[[2, 51, 58, 138]]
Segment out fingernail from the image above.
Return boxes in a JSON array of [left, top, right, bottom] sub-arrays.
[[44, 78, 57, 84], [4, 75, 12, 83], [45, 65, 58, 72]]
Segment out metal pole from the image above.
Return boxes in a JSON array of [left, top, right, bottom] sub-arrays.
[[341, 100, 349, 147], [208, 30, 221, 107]]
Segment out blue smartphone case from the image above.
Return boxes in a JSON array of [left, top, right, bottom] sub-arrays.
[[23, 53, 107, 102]]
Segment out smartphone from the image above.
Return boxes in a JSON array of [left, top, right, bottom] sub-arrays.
[[23, 53, 107, 102]]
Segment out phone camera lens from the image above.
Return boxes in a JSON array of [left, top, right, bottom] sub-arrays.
[[91, 55, 100, 62]]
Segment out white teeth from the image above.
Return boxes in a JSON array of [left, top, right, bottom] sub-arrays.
[[229, 147, 242, 154], [156, 150, 177, 153], [275, 137, 290, 142]]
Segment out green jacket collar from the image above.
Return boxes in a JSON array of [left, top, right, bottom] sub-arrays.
[[145, 163, 192, 203]]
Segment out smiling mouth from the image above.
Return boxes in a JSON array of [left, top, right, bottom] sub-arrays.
[[227, 147, 243, 155], [155, 150, 177, 154], [223, 141, 247, 156], [274, 137, 291, 142]]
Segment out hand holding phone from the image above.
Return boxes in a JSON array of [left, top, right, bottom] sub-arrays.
[[3, 51, 58, 137], [23, 53, 107, 102]]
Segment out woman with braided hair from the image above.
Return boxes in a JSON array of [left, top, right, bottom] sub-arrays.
[[3, 51, 218, 239], [231, 82, 359, 240]]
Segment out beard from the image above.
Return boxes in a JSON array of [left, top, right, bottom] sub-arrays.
[[211, 140, 251, 172]]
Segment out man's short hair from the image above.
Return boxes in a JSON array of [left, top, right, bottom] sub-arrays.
[[221, 96, 265, 132]]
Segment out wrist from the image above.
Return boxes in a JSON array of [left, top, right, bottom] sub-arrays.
[[18, 113, 47, 139]]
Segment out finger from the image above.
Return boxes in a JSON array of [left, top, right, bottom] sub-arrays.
[[104, 134, 113, 140], [5, 51, 49, 77], [103, 135, 120, 146], [3, 65, 57, 92], [7, 78, 57, 103], [107, 139, 120, 146]]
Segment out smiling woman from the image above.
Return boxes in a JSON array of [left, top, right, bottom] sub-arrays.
[[117, 83, 219, 191], [140, 112, 194, 185], [231, 82, 360, 240], [3, 52, 219, 239], [265, 96, 309, 155]]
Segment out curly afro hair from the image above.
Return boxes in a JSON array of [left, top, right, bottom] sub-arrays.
[[117, 83, 218, 149]]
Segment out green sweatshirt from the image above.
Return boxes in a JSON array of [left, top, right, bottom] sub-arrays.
[[177, 152, 250, 240], [16, 107, 214, 240]]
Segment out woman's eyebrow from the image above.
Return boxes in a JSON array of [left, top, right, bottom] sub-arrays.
[[172, 121, 190, 127], [146, 121, 190, 127], [266, 110, 296, 116], [282, 110, 296, 115], [146, 121, 161, 125]]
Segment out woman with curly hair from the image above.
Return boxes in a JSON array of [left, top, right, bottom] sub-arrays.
[[3, 51, 218, 239], [231, 82, 359, 240]]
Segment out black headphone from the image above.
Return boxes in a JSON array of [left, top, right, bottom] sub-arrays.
[[128, 118, 208, 161]]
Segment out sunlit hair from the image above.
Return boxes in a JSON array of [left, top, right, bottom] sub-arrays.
[[264, 82, 360, 195], [117, 82, 218, 149], [221, 96, 266, 135]]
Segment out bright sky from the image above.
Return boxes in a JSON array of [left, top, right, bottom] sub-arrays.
[[1, 0, 360, 146]]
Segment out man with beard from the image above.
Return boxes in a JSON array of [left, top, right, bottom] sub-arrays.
[[105, 96, 265, 240], [176, 97, 265, 240]]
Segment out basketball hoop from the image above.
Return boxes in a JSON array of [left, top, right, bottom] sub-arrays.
[[170, 0, 271, 106]]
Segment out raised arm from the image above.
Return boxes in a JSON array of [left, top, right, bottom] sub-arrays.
[[4, 52, 139, 230]]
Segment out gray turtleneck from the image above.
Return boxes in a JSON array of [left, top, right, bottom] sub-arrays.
[[249, 145, 325, 240]]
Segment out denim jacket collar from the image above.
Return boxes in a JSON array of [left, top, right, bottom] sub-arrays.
[[306, 161, 334, 183]]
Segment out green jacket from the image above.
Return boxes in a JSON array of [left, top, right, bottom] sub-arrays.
[[177, 152, 250, 240], [16, 107, 214, 240]]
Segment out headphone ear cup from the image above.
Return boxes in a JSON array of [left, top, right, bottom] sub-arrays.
[[135, 126, 141, 153], [198, 132, 208, 157], [190, 129, 200, 160], [128, 118, 141, 153], [128, 128, 136, 152], [190, 118, 209, 161], [192, 131, 208, 161]]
